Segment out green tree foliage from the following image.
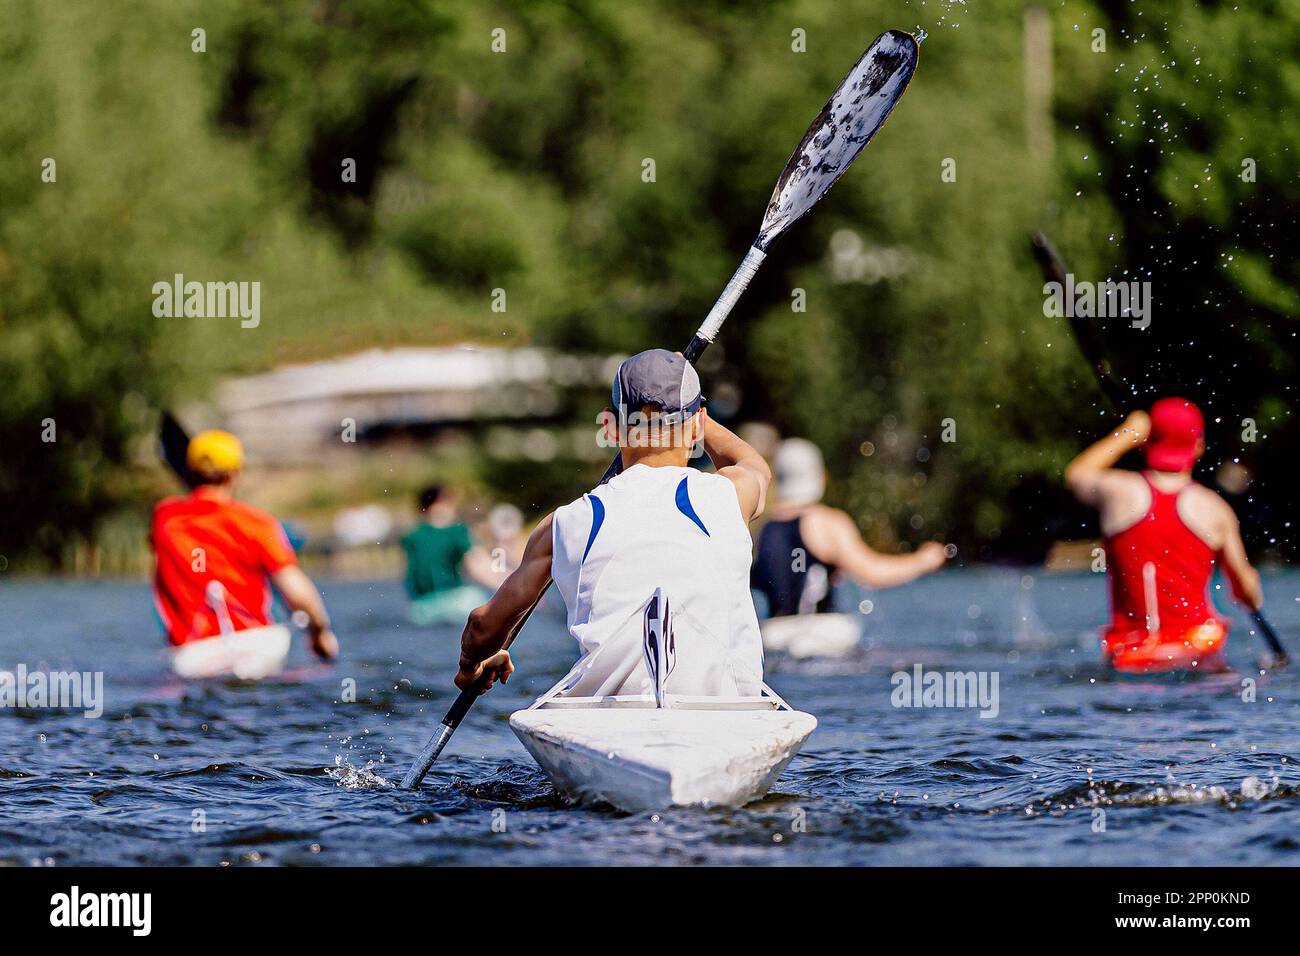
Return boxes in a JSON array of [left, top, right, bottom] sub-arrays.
[[1055, 0, 1299, 553], [201, 0, 1108, 555], [2, 0, 1294, 565], [0, 3, 182, 563]]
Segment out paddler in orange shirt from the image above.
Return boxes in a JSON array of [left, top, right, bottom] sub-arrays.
[[151, 429, 339, 661], [1065, 398, 1264, 673]]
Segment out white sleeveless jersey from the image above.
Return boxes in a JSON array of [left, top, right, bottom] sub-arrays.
[[549, 463, 763, 698]]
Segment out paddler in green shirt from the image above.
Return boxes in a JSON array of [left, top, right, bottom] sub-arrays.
[[402, 485, 490, 626]]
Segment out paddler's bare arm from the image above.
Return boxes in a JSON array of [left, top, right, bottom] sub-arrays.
[[1214, 503, 1263, 611], [462, 545, 504, 589], [700, 410, 771, 521], [271, 565, 339, 660], [455, 513, 554, 692], [1065, 410, 1150, 506], [804, 506, 947, 588]]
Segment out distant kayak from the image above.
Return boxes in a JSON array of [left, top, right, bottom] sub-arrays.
[[170, 624, 291, 681], [1103, 621, 1229, 674], [760, 613, 862, 659], [408, 585, 488, 627]]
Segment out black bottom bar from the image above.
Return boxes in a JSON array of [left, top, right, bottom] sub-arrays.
[[5, 866, 1286, 940]]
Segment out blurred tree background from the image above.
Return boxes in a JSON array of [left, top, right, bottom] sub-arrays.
[[0, 0, 1294, 569]]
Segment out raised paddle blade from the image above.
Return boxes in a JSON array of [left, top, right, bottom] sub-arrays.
[[1030, 231, 1069, 288], [1030, 232, 1132, 410], [756, 29, 919, 251], [159, 410, 199, 490]]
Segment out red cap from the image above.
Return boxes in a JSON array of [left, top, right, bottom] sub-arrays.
[[1146, 397, 1204, 472]]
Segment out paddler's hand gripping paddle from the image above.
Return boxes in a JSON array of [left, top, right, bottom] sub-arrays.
[[400, 30, 922, 790]]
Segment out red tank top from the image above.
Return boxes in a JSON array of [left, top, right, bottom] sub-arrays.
[[1104, 475, 1219, 635]]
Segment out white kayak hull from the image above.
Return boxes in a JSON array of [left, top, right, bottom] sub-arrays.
[[510, 695, 816, 812], [761, 613, 861, 659], [170, 624, 292, 680]]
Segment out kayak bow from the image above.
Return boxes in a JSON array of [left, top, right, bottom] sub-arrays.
[[511, 689, 816, 812]]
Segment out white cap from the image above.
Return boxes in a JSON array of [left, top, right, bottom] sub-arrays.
[[488, 503, 524, 540], [773, 438, 826, 506]]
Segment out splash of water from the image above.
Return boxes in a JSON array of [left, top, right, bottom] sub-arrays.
[[327, 754, 393, 789], [920, 0, 967, 32], [1240, 774, 1277, 800], [1021, 773, 1287, 815]]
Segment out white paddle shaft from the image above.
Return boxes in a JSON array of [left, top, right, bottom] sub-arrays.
[[695, 246, 766, 344]]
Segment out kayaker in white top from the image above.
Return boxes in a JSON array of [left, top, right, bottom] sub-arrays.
[[455, 349, 772, 699]]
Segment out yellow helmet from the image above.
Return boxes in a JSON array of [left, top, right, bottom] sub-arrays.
[[186, 429, 244, 479]]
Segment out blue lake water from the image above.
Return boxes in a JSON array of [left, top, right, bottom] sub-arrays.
[[1, 567, 1297, 865]]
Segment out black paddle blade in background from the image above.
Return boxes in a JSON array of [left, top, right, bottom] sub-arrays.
[[159, 410, 199, 490], [757, 29, 919, 251], [1030, 231, 1133, 410]]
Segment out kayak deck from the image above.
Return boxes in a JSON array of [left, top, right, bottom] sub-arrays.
[[170, 624, 291, 681], [408, 585, 488, 627], [510, 696, 816, 812], [761, 613, 862, 659], [1104, 621, 1229, 674]]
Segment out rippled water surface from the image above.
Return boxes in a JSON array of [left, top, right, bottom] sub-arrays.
[[2, 568, 1298, 866]]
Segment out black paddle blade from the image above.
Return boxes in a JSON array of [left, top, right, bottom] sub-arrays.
[[756, 29, 919, 251], [159, 410, 199, 490], [1252, 611, 1289, 666], [1030, 231, 1133, 410], [1030, 231, 1069, 289]]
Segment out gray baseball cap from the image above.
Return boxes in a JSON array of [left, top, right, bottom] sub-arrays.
[[611, 349, 702, 422]]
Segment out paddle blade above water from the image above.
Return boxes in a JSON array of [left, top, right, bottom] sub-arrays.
[[159, 410, 199, 490], [1030, 232, 1132, 410], [756, 29, 919, 251]]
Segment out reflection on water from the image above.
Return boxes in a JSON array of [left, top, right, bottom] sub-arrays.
[[0, 568, 1297, 865]]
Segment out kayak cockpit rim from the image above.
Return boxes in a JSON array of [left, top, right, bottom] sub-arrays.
[[528, 682, 796, 712]]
